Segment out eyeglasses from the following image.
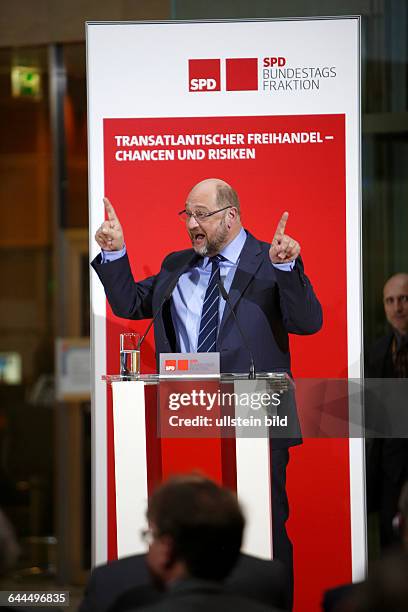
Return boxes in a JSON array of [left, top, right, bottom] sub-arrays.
[[178, 205, 232, 223], [140, 527, 156, 546]]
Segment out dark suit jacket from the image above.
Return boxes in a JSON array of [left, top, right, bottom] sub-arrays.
[[92, 230, 322, 375], [366, 332, 394, 378], [365, 332, 408, 549], [131, 578, 280, 612], [365, 332, 408, 482], [321, 582, 357, 612], [79, 553, 290, 612], [92, 230, 322, 447], [79, 554, 150, 612]]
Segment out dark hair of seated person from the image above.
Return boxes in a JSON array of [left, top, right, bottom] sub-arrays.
[[147, 474, 245, 582]]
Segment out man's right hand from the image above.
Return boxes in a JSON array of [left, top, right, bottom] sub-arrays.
[[95, 197, 125, 251]]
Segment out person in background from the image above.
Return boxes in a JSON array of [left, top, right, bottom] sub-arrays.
[[366, 273, 408, 550]]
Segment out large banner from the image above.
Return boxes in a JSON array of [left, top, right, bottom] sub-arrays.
[[87, 18, 363, 611]]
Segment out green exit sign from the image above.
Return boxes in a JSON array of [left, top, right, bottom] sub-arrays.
[[11, 66, 42, 99]]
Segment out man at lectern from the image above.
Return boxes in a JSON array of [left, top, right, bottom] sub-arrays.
[[92, 178, 323, 598]]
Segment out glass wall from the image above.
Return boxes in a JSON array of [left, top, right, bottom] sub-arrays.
[[0, 45, 56, 579], [0, 42, 90, 599]]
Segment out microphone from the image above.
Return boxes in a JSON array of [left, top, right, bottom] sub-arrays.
[[137, 275, 180, 351], [217, 278, 256, 380]]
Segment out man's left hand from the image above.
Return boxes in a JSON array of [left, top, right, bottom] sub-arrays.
[[269, 211, 301, 264]]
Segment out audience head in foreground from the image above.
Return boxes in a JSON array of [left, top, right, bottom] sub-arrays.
[[144, 474, 245, 587], [78, 475, 289, 612]]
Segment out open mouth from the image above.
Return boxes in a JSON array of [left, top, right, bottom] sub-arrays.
[[192, 233, 206, 245]]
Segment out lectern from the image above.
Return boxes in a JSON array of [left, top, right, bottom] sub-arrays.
[[103, 371, 293, 560]]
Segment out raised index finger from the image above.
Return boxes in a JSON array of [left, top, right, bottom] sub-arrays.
[[273, 211, 289, 239], [103, 197, 118, 223]]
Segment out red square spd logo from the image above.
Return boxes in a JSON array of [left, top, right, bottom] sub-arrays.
[[165, 360, 176, 372], [226, 58, 258, 91], [177, 360, 189, 371], [189, 59, 221, 92]]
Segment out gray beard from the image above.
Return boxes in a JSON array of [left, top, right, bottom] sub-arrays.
[[193, 219, 228, 257]]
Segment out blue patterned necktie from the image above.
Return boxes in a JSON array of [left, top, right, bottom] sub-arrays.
[[197, 255, 223, 352]]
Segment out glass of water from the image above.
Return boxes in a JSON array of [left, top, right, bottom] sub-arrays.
[[120, 333, 141, 377]]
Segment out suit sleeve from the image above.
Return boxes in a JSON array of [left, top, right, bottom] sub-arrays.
[[91, 253, 157, 320], [273, 257, 323, 335]]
